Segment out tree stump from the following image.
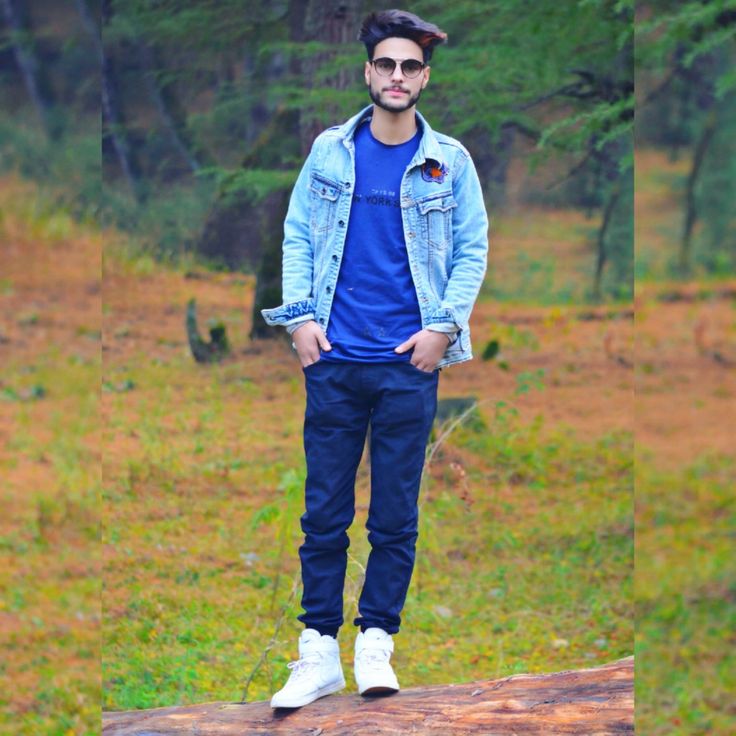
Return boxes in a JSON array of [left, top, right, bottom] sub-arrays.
[[103, 656, 633, 735]]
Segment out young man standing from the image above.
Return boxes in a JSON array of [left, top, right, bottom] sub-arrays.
[[261, 9, 488, 708]]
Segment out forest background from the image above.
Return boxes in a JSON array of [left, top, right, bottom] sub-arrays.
[[0, 1, 734, 735]]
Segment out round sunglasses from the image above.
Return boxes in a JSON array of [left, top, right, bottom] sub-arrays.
[[370, 57, 426, 79]]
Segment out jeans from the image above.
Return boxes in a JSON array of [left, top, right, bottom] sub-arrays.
[[297, 359, 439, 636]]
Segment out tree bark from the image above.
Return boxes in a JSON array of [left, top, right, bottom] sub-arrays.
[[680, 108, 717, 275], [136, 39, 205, 174], [103, 655, 633, 735], [1, 0, 59, 138], [97, 0, 145, 201], [593, 177, 622, 301]]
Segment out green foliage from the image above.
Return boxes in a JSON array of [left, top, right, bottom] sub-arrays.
[[481, 339, 500, 361], [252, 467, 306, 535], [637, 1, 736, 91], [414, 0, 632, 158], [100, 177, 217, 263], [107, 0, 287, 49], [538, 96, 633, 163], [636, 1, 736, 277], [104, 0, 633, 283], [0, 112, 100, 222], [1, 384, 47, 402], [515, 369, 546, 395], [0, 1, 639, 293], [197, 167, 299, 205], [636, 2, 736, 148]]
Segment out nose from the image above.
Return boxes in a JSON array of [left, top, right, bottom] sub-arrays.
[[390, 64, 405, 84]]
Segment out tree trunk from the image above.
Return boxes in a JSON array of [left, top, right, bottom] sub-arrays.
[[1, 0, 59, 138], [593, 178, 622, 301], [680, 108, 717, 275], [103, 656, 633, 735], [136, 39, 205, 175], [98, 0, 145, 201]]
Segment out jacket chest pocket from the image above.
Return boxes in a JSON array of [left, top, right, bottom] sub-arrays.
[[418, 192, 457, 250], [309, 173, 341, 234]]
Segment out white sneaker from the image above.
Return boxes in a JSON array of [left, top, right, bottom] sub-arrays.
[[354, 627, 400, 695], [270, 629, 345, 708]]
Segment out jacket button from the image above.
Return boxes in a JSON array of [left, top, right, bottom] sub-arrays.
[[338, 220, 345, 227], [326, 286, 332, 293], [318, 318, 325, 323], [344, 182, 351, 188], [332, 254, 338, 261]]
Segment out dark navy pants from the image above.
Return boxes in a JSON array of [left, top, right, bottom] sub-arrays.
[[296, 359, 439, 636]]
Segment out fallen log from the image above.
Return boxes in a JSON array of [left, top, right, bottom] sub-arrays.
[[103, 655, 633, 735]]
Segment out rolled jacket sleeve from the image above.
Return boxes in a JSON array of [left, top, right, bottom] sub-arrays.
[[426, 324, 460, 345]]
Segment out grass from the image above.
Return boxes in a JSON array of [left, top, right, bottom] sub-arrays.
[[636, 454, 736, 735], [99, 347, 633, 708], [0, 349, 101, 736], [480, 208, 610, 305], [4, 167, 633, 732]]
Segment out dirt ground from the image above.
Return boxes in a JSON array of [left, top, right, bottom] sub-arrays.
[[101, 264, 733, 471], [2, 182, 733, 478]]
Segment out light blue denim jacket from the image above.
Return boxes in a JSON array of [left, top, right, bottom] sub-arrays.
[[261, 104, 489, 369]]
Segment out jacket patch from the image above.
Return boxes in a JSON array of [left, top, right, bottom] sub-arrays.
[[421, 162, 448, 184]]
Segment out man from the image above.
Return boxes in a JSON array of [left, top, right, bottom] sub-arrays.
[[261, 9, 488, 709]]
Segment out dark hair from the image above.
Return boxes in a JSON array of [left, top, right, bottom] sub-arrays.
[[358, 9, 447, 63]]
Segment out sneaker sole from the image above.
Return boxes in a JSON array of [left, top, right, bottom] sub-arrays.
[[359, 684, 399, 696], [270, 677, 346, 709]]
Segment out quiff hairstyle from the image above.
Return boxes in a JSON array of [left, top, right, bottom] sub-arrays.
[[358, 9, 448, 63]]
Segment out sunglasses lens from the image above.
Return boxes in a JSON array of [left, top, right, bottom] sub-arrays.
[[374, 58, 395, 76], [402, 60, 423, 77]]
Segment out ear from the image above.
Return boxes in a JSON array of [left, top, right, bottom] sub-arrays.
[[422, 65, 431, 89], [364, 61, 371, 86]]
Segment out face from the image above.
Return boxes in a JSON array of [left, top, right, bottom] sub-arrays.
[[364, 37, 430, 114]]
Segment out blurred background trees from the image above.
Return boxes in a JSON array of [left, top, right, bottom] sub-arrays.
[[7, 1, 734, 291], [10, 1, 733, 292], [1, 0, 638, 314], [0, 0, 99, 215], [637, 0, 736, 277]]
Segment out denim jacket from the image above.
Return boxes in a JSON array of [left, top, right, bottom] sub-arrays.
[[261, 104, 489, 369]]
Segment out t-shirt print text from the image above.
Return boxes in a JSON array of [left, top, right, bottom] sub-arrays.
[[353, 188, 400, 208]]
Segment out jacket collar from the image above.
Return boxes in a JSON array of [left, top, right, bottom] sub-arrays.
[[335, 104, 446, 168]]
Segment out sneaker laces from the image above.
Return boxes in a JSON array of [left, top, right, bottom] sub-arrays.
[[286, 653, 322, 680]]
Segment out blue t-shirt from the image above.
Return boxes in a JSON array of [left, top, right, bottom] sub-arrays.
[[321, 121, 422, 363]]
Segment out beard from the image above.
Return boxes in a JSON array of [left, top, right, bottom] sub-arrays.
[[369, 83, 422, 113]]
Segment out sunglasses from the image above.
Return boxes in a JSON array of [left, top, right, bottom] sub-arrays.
[[370, 57, 426, 79]]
